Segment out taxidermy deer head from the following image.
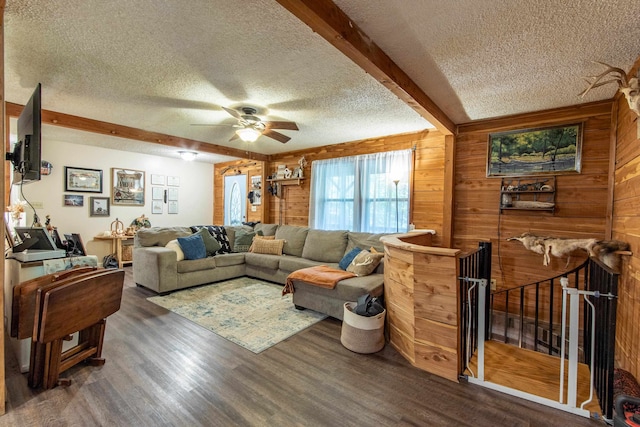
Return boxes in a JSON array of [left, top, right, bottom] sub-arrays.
[[580, 61, 640, 116]]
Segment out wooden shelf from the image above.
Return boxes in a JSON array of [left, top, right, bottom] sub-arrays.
[[267, 178, 303, 186], [500, 176, 556, 213]]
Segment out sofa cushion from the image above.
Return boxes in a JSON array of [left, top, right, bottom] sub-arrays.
[[275, 225, 309, 257], [190, 225, 231, 254], [234, 229, 257, 253], [301, 229, 348, 263], [291, 274, 384, 301], [214, 253, 246, 267], [346, 249, 384, 276], [339, 247, 363, 270], [254, 223, 278, 236], [244, 252, 281, 270], [194, 228, 221, 256], [347, 232, 387, 253], [279, 256, 327, 273], [165, 239, 185, 261], [177, 233, 207, 260], [251, 238, 285, 255], [136, 226, 192, 247], [176, 256, 217, 273]]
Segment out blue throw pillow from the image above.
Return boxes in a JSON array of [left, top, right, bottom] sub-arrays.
[[177, 234, 206, 260], [339, 247, 362, 270]]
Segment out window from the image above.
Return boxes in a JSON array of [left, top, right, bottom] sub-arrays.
[[309, 149, 411, 233]]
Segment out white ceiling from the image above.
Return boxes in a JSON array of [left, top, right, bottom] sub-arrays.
[[4, 0, 639, 164]]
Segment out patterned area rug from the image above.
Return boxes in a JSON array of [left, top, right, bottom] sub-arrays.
[[147, 277, 327, 353]]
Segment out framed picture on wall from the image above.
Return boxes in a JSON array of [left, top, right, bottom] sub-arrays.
[[487, 123, 583, 177], [112, 168, 145, 206], [89, 197, 110, 217], [64, 167, 103, 193], [64, 194, 84, 207], [168, 200, 178, 214], [150, 174, 165, 185], [152, 200, 163, 214]]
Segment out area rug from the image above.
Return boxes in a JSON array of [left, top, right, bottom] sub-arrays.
[[147, 277, 327, 353]]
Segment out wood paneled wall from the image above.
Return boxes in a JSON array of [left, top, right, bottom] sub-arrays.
[[455, 101, 613, 289], [611, 57, 640, 380], [266, 130, 448, 246], [213, 160, 265, 225]]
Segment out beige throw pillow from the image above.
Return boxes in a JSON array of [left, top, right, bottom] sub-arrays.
[[250, 238, 285, 255], [346, 249, 384, 276], [166, 239, 185, 261], [249, 235, 276, 252]]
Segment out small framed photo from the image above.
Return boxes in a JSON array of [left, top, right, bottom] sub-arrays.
[[152, 187, 164, 200], [64, 194, 84, 207], [150, 174, 165, 185], [90, 197, 110, 217], [65, 167, 103, 193], [167, 188, 178, 201], [152, 200, 163, 214], [168, 200, 178, 214], [167, 176, 180, 187]]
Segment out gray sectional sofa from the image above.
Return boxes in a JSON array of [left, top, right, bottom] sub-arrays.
[[132, 223, 389, 320]]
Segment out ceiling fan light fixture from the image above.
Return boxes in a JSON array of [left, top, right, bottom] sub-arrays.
[[178, 150, 198, 161], [236, 127, 261, 142]]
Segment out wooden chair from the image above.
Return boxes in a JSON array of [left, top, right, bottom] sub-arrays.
[[32, 269, 124, 389]]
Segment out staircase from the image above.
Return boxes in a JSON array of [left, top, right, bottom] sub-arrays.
[[459, 242, 619, 421]]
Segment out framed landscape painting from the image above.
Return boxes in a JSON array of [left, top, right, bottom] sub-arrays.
[[487, 123, 582, 177]]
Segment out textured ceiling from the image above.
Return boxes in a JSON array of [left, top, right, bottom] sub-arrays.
[[4, 0, 640, 163]]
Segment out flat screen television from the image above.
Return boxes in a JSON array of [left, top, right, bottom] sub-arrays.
[[6, 83, 42, 185]]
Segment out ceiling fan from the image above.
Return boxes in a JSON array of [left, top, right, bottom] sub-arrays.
[[193, 106, 299, 143]]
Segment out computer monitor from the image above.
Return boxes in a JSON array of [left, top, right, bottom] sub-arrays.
[[14, 227, 57, 251]]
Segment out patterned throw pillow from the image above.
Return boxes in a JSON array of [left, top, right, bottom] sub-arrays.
[[190, 225, 231, 254], [346, 249, 384, 276]]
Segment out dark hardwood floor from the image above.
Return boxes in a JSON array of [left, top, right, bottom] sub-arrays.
[[2, 268, 606, 426]]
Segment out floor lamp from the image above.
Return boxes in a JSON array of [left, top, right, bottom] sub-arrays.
[[393, 179, 399, 233]]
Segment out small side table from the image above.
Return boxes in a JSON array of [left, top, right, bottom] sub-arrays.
[[94, 235, 134, 268]]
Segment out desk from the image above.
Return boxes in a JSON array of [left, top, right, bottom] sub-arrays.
[[94, 235, 134, 268]]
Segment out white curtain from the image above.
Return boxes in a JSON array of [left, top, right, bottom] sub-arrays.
[[309, 149, 411, 232]]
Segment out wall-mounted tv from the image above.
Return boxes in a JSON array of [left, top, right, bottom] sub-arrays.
[[6, 83, 42, 185]]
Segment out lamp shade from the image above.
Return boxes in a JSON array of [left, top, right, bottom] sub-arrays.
[[236, 127, 261, 142], [178, 151, 198, 161]]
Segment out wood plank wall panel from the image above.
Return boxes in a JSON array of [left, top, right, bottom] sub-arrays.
[[266, 130, 448, 245], [455, 102, 613, 290], [213, 160, 265, 225], [611, 56, 640, 380]]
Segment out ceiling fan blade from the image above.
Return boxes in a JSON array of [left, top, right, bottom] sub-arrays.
[[228, 133, 240, 142], [222, 106, 241, 119], [263, 129, 291, 143], [190, 123, 232, 127], [264, 121, 298, 131]]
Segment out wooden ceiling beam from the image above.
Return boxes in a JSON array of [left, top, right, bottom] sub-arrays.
[[5, 102, 269, 161], [276, 0, 455, 136]]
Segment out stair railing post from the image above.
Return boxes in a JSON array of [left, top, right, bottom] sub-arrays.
[[477, 278, 487, 381]]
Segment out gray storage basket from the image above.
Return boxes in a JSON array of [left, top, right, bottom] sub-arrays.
[[340, 301, 386, 353]]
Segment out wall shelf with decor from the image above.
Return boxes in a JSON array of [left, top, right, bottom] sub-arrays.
[[500, 176, 556, 213], [266, 178, 303, 186]]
